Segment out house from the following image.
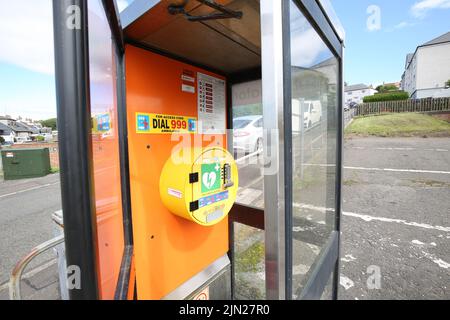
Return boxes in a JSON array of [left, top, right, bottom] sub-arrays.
[[0, 116, 34, 143], [344, 84, 377, 105], [0, 122, 15, 144], [401, 31, 450, 99]]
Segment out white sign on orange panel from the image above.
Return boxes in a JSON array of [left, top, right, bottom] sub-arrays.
[[197, 72, 226, 134]]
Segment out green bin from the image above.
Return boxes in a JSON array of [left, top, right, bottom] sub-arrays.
[[1, 148, 51, 180]]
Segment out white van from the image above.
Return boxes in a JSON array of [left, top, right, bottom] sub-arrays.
[[292, 99, 323, 132], [303, 100, 322, 129]]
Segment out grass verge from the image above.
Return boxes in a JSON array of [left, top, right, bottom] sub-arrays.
[[345, 113, 450, 137]]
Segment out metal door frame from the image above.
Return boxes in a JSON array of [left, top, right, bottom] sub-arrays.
[[53, 0, 134, 300], [260, 0, 344, 300], [54, 0, 343, 300]]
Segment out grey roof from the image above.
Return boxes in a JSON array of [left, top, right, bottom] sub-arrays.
[[0, 122, 13, 135], [14, 122, 34, 133], [405, 53, 414, 69], [311, 57, 336, 69], [2, 121, 34, 133], [345, 84, 371, 92], [421, 31, 450, 47]]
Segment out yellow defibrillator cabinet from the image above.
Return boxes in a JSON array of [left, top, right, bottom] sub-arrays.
[[160, 147, 238, 226]]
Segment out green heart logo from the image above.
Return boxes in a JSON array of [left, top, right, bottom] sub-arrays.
[[201, 163, 221, 193]]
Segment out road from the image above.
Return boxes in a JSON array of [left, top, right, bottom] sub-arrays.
[[1, 134, 448, 300], [0, 173, 61, 300], [235, 135, 450, 300], [340, 137, 450, 300]]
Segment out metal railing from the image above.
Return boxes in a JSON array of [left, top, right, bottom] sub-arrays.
[[9, 235, 64, 300]]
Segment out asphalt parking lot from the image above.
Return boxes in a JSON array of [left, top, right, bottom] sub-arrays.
[[0, 135, 448, 300], [340, 137, 450, 300], [0, 174, 61, 300]]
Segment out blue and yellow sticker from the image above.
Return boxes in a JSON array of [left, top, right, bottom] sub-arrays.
[[198, 191, 229, 208], [136, 112, 197, 134], [92, 112, 111, 134]]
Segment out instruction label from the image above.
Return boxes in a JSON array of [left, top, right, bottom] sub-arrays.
[[136, 113, 197, 134], [198, 191, 229, 208], [197, 73, 226, 134]]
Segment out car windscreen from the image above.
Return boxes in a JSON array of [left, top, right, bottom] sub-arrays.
[[233, 119, 252, 129]]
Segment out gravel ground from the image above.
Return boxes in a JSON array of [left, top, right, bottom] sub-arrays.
[[339, 137, 450, 300]]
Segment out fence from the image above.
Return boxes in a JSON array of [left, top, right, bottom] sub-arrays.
[[356, 97, 450, 117]]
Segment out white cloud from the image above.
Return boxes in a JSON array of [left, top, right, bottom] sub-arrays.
[[394, 21, 415, 29], [116, 0, 131, 12], [0, 0, 54, 75], [394, 21, 410, 29], [290, 16, 329, 67], [411, 0, 450, 18]]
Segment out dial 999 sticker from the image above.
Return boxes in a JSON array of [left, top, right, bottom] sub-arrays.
[[136, 112, 197, 134]]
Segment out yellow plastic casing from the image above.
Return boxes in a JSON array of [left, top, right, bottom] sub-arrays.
[[160, 147, 238, 226]]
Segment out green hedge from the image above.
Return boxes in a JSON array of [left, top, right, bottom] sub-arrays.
[[363, 91, 409, 103]]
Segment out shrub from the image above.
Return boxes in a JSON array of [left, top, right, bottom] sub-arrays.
[[0, 136, 5, 144], [376, 84, 399, 93], [40, 118, 57, 130], [36, 135, 45, 142], [446, 79, 450, 88], [363, 91, 409, 103]]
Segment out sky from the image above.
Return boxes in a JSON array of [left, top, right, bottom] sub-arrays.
[[0, 0, 449, 120], [331, 0, 450, 86]]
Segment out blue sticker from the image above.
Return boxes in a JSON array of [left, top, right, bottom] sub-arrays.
[[188, 118, 196, 132], [198, 190, 229, 208], [137, 114, 150, 132], [97, 114, 110, 132]]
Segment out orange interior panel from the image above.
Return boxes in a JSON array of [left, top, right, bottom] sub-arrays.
[[125, 45, 229, 300]]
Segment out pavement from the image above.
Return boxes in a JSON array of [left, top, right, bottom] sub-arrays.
[[339, 137, 450, 300], [0, 173, 61, 300], [0, 135, 448, 300], [234, 135, 449, 300]]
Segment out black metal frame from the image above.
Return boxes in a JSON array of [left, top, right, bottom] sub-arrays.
[[53, 0, 135, 300], [168, 0, 243, 22], [289, 0, 344, 300], [53, 0, 99, 300]]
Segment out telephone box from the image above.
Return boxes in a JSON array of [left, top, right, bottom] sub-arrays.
[[53, 0, 345, 300]]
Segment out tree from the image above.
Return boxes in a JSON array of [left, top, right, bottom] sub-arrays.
[[376, 84, 398, 93], [0, 136, 5, 145], [446, 79, 450, 88], [40, 118, 57, 130]]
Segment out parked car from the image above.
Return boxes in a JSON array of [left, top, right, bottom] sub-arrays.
[[303, 100, 322, 129], [349, 102, 358, 109], [233, 115, 263, 155]]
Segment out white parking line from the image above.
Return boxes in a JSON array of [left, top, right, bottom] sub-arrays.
[[344, 166, 450, 175], [0, 182, 59, 199], [295, 163, 450, 174], [343, 211, 450, 233], [350, 147, 449, 152], [293, 202, 450, 233]]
